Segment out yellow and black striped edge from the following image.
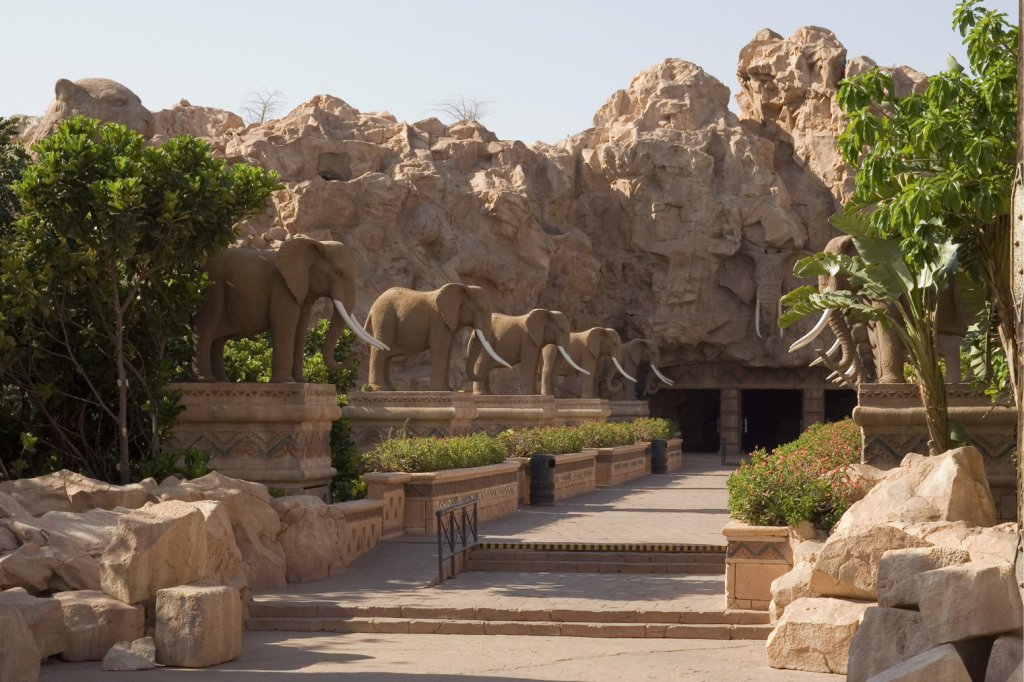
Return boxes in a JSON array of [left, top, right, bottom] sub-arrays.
[[476, 542, 726, 553]]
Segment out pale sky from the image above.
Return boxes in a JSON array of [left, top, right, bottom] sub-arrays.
[[2, 0, 1017, 144]]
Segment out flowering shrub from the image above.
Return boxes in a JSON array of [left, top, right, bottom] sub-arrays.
[[629, 417, 676, 442], [726, 419, 862, 531], [497, 426, 586, 458], [363, 433, 507, 473], [576, 421, 635, 448]]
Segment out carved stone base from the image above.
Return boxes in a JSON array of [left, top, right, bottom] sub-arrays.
[[166, 383, 340, 502], [555, 399, 610, 426], [606, 400, 650, 423], [721, 521, 793, 611], [471, 394, 559, 435], [854, 383, 1017, 520], [342, 391, 477, 453]]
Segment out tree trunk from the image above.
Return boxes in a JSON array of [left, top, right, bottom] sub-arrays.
[[115, 312, 130, 484]]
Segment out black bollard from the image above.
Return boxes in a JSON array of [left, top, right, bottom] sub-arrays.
[[529, 454, 557, 506], [651, 439, 668, 474]]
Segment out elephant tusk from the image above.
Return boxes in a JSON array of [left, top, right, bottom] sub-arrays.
[[809, 356, 825, 367], [475, 328, 513, 370], [825, 338, 841, 358], [778, 299, 783, 338], [650, 365, 674, 385], [755, 300, 762, 339], [827, 371, 840, 381], [558, 345, 590, 376], [612, 357, 636, 383], [810, 339, 842, 367], [334, 299, 389, 351], [788, 308, 832, 353]]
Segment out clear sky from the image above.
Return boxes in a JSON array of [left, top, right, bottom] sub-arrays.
[[2, 0, 1017, 144]]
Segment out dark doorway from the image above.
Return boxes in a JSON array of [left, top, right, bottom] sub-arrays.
[[824, 389, 858, 423], [650, 389, 720, 453], [741, 389, 802, 453]]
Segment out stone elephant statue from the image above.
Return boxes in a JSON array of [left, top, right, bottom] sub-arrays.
[[192, 238, 386, 383], [541, 327, 634, 399], [790, 235, 971, 386], [364, 283, 511, 391], [466, 309, 588, 395], [597, 339, 674, 400]]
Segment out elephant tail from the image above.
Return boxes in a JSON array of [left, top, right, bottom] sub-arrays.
[[465, 331, 488, 382]]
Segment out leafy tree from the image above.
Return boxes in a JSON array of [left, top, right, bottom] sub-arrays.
[[834, 0, 1018, 400], [0, 116, 29, 238], [0, 116, 279, 483]]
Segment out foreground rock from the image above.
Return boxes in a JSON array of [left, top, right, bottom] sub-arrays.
[[271, 495, 345, 582], [0, 470, 154, 515], [53, 591, 145, 662], [0, 607, 39, 682], [876, 546, 971, 608], [986, 633, 1024, 682], [865, 644, 972, 682], [155, 584, 242, 668], [846, 607, 932, 682], [100, 500, 208, 604], [768, 564, 817, 622], [101, 636, 156, 671], [0, 588, 66, 659], [765, 597, 871, 674], [916, 561, 1023, 643], [811, 524, 931, 600], [0, 544, 57, 592], [897, 520, 1018, 564], [189, 500, 247, 590]]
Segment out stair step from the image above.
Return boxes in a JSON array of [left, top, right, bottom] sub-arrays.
[[464, 559, 725, 574], [247, 616, 773, 640], [469, 550, 725, 564], [249, 602, 771, 626]]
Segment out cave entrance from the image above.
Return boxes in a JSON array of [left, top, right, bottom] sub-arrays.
[[650, 389, 720, 453], [741, 389, 802, 453], [824, 389, 858, 423]]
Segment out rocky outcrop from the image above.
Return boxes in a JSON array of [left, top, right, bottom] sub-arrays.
[[53, 590, 145, 662], [915, 561, 1023, 643], [148, 99, 244, 155], [270, 496, 346, 582], [101, 636, 156, 671], [0, 588, 66, 660], [846, 607, 932, 682], [810, 524, 931, 600], [0, 470, 154, 515], [0, 607, 39, 682], [876, 546, 971, 608], [765, 597, 871, 674]]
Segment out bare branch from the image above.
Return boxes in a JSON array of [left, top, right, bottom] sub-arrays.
[[239, 88, 287, 125], [426, 95, 493, 124]]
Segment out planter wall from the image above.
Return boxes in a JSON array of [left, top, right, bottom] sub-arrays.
[[402, 461, 520, 534], [362, 472, 412, 539], [721, 520, 793, 611], [666, 438, 683, 471], [336, 499, 387, 566], [607, 400, 650, 423], [594, 443, 649, 486], [514, 451, 598, 503]]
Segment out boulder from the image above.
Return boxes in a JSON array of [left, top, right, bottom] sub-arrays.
[[877, 546, 971, 608], [865, 644, 972, 682], [897, 521, 1018, 565], [149, 472, 285, 590], [155, 583, 242, 668], [811, 524, 932, 600], [769, 564, 818, 622], [0, 607, 39, 682], [0, 528, 15, 553], [270, 495, 345, 582], [985, 632, 1023, 682], [793, 540, 824, 568], [0, 470, 152, 515], [846, 607, 933, 682], [101, 636, 156, 671], [0, 544, 57, 593], [833, 449, 996, 534], [0, 588, 65, 659], [765, 597, 872, 674], [53, 590, 145, 662], [846, 463, 892, 502], [100, 500, 208, 604], [189, 501, 247, 590], [0, 491, 32, 522], [0, 473, 71, 515], [916, 562, 1023, 644]]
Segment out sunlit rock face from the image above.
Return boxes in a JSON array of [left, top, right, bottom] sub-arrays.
[[29, 78, 154, 144]]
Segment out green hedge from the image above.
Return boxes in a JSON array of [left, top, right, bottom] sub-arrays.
[[726, 419, 862, 531], [362, 433, 508, 473], [630, 417, 676, 442]]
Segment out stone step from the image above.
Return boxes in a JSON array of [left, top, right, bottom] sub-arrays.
[[464, 559, 725, 574], [247, 616, 774, 640], [248, 602, 771, 626], [469, 549, 726, 564]]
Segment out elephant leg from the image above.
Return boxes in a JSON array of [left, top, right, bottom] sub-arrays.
[[291, 307, 311, 383], [210, 337, 230, 382], [540, 345, 559, 396], [192, 326, 217, 382], [937, 334, 963, 383], [428, 325, 454, 391], [519, 346, 540, 396], [579, 360, 597, 399], [270, 309, 300, 383], [368, 347, 388, 391]]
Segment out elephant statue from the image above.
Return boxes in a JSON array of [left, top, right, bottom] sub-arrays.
[[466, 309, 588, 395], [597, 339, 674, 400], [541, 327, 634, 399], [363, 283, 511, 391], [935, 281, 971, 383], [192, 238, 387, 383]]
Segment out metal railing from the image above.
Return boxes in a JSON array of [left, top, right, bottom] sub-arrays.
[[436, 497, 478, 584]]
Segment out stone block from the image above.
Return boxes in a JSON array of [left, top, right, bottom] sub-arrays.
[[102, 636, 156, 671], [100, 500, 208, 604], [847, 607, 933, 682], [271, 495, 345, 582], [0, 544, 57, 593], [769, 564, 818, 619], [985, 632, 1023, 682], [811, 524, 931, 600], [865, 644, 972, 682], [765, 597, 872, 674], [877, 546, 971, 608], [53, 590, 145, 662], [155, 584, 242, 668], [188, 500, 247, 590], [0, 588, 65, 659], [794, 540, 824, 568], [0, 470, 152, 515], [0, 607, 39, 682], [916, 562, 1023, 644]]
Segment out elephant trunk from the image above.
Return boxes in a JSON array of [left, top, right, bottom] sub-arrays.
[[322, 301, 356, 373], [465, 333, 488, 381]]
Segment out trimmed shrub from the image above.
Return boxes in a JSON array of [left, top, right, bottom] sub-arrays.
[[629, 417, 676, 442], [363, 432, 508, 473], [726, 419, 862, 531], [496, 426, 586, 458], [576, 421, 635, 448]]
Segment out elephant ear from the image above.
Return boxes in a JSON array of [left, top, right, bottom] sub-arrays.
[[436, 284, 467, 333], [524, 310, 547, 348], [578, 328, 600, 358], [275, 238, 325, 303]]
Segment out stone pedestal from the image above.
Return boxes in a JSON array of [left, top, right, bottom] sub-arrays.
[[722, 521, 793, 611], [343, 391, 477, 453], [166, 383, 339, 501], [471, 394, 559, 435], [555, 399, 610, 426], [854, 383, 1017, 520], [606, 400, 650, 423]]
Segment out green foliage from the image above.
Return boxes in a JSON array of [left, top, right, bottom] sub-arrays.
[[267, 487, 287, 498], [496, 426, 586, 458], [363, 432, 508, 474], [0, 116, 279, 483], [0, 116, 29, 239], [629, 417, 676, 442], [727, 420, 863, 531], [131, 447, 212, 483], [576, 421, 635, 448]]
